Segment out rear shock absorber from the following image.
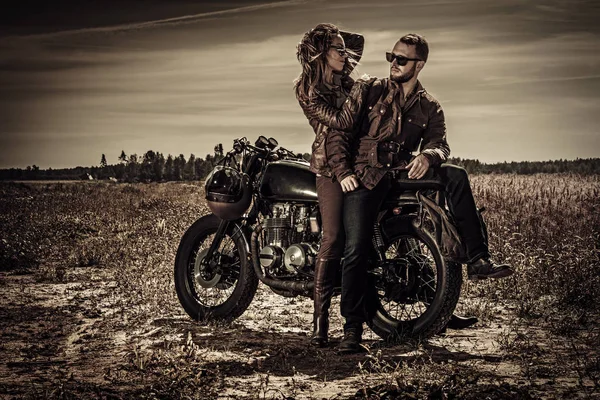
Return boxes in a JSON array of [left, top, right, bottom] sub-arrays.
[[372, 223, 386, 260]]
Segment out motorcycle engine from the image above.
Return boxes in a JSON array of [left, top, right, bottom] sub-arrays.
[[259, 203, 319, 277]]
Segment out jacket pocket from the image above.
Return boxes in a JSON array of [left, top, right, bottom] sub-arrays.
[[401, 115, 428, 149], [366, 102, 385, 137], [357, 139, 380, 168]]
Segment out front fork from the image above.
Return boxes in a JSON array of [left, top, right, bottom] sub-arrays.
[[201, 220, 230, 274]]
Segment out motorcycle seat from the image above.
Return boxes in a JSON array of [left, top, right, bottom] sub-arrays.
[[392, 179, 445, 192]]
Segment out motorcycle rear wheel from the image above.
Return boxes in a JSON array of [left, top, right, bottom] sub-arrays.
[[174, 214, 258, 322], [367, 219, 462, 342]]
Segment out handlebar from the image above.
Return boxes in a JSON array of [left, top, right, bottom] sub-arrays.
[[227, 137, 300, 161]]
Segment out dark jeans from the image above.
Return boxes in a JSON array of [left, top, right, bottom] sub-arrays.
[[340, 175, 392, 330], [434, 164, 488, 262], [316, 176, 345, 260], [340, 164, 489, 330]]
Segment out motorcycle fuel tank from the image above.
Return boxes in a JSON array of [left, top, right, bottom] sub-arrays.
[[258, 160, 317, 202]]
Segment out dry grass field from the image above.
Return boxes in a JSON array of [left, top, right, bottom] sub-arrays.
[[0, 175, 599, 399]]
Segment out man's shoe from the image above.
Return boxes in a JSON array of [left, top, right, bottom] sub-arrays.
[[338, 328, 366, 354], [467, 257, 514, 281], [447, 314, 478, 330]]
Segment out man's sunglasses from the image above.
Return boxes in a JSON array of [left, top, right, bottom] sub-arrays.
[[386, 52, 421, 66], [331, 45, 348, 56]]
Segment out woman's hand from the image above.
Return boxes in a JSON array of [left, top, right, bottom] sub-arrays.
[[340, 175, 360, 193]]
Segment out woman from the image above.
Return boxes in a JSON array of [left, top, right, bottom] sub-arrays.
[[294, 24, 476, 348], [294, 23, 370, 347]]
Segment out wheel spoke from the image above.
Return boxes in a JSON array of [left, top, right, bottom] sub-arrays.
[[188, 231, 242, 308], [377, 234, 438, 324]]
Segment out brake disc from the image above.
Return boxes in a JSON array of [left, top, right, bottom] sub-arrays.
[[194, 249, 221, 288]]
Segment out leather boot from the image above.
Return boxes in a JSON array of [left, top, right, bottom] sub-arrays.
[[310, 259, 338, 347], [439, 314, 479, 335], [447, 314, 478, 330], [338, 326, 366, 354], [467, 257, 514, 281]]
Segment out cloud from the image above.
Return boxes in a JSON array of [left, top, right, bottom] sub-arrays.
[[479, 74, 600, 86], [6, 0, 308, 40]]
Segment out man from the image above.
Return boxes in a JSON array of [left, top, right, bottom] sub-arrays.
[[327, 33, 514, 354]]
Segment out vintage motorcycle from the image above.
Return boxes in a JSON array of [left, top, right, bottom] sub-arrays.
[[174, 136, 462, 341]]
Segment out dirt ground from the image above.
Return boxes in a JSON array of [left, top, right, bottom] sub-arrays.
[[0, 268, 597, 399]]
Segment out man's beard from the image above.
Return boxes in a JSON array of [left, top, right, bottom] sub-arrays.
[[391, 63, 417, 83]]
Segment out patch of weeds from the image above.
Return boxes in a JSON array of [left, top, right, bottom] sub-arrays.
[[494, 317, 543, 358], [34, 265, 67, 283], [109, 340, 223, 399], [548, 310, 588, 337], [251, 373, 297, 400], [583, 356, 600, 389], [120, 184, 143, 195], [564, 332, 600, 394], [0, 238, 40, 272], [515, 293, 545, 319], [22, 375, 128, 399], [456, 296, 497, 324], [70, 245, 103, 268], [354, 349, 536, 400]]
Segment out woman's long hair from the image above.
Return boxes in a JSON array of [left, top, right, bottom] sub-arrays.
[[294, 23, 358, 103]]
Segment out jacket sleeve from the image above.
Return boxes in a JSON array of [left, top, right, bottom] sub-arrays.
[[299, 77, 374, 131], [327, 128, 356, 182], [419, 100, 450, 166], [340, 31, 364, 72], [327, 78, 380, 182]]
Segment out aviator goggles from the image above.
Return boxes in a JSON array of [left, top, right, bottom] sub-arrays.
[[386, 52, 421, 66]]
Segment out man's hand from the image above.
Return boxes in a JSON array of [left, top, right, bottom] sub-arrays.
[[340, 174, 360, 193], [405, 154, 430, 179]]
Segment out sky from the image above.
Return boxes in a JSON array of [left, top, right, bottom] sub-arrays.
[[0, 0, 599, 168]]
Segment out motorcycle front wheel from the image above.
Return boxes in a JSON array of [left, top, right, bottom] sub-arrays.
[[174, 214, 258, 322], [367, 219, 462, 342]]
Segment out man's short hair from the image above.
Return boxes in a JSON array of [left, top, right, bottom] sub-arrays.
[[399, 33, 429, 63]]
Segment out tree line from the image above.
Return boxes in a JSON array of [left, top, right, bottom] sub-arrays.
[[1, 150, 599, 181], [448, 157, 600, 175], [0, 149, 222, 182]]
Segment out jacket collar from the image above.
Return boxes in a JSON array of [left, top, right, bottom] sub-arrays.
[[404, 80, 427, 110], [406, 80, 426, 99], [382, 78, 427, 110]]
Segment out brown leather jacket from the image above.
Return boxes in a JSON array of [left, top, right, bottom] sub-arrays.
[[297, 31, 367, 178], [298, 76, 374, 177], [328, 78, 450, 189]]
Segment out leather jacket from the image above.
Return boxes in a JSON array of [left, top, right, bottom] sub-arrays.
[[297, 31, 367, 178], [328, 78, 450, 189], [298, 76, 373, 177]]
